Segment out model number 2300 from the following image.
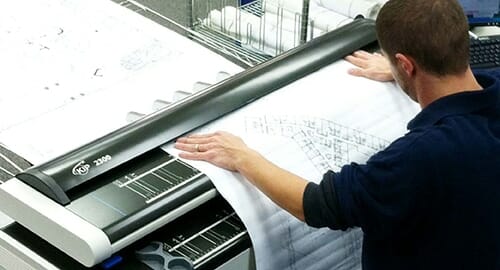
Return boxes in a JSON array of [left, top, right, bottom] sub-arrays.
[[93, 155, 112, 166]]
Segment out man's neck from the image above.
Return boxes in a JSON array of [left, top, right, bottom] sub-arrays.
[[416, 68, 483, 108]]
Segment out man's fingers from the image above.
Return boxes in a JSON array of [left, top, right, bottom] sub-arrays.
[[347, 68, 366, 77], [345, 55, 369, 69], [352, 50, 373, 59], [176, 136, 213, 145], [176, 133, 216, 144], [178, 151, 206, 161], [187, 133, 216, 138], [175, 141, 219, 153], [174, 142, 195, 152]]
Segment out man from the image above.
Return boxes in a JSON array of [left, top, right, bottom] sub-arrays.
[[175, 0, 500, 269]]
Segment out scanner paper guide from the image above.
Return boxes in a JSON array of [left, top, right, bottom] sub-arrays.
[[0, 0, 243, 165], [165, 60, 420, 270]]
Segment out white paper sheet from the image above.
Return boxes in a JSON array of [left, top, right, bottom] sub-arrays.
[[166, 60, 420, 270], [0, 0, 243, 164]]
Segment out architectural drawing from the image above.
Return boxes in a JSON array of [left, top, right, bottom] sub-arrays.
[[245, 115, 390, 173], [173, 60, 420, 270]]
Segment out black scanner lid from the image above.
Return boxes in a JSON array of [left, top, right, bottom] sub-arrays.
[[15, 19, 377, 205]]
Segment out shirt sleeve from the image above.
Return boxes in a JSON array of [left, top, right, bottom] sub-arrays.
[[303, 133, 436, 238], [303, 171, 348, 230]]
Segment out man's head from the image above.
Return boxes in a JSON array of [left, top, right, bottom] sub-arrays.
[[376, 0, 470, 99]]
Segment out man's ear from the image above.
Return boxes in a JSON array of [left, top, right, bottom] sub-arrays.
[[395, 53, 415, 77]]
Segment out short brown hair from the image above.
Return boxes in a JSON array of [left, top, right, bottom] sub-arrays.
[[376, 0, 470, 76]]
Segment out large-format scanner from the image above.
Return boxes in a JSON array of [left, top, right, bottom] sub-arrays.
[[0, 19, 377, 268]]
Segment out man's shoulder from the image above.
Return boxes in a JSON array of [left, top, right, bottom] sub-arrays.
[[368, 126, 454, 166], [487, 69, 500, 79], [475, 69, 500, 81], [388, 128, 439, 151]]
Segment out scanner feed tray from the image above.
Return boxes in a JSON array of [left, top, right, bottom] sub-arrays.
[[1, 196, 250, 270], [66, 148, 213, 242]]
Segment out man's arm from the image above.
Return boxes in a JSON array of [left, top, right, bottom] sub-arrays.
[[344, 50, 394, 82], [175, 131, 308, 221]]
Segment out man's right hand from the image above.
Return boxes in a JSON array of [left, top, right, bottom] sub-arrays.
[[345, 50, 394, 82]]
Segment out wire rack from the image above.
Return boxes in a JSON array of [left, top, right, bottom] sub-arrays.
[[113, 0, 311, 67], [191, 0, 311, 67], [190, 22, 272, 67], [113, 0, 383, 67]]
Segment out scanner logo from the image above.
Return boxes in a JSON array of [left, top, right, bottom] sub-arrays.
[[72, 160, 91, 176]]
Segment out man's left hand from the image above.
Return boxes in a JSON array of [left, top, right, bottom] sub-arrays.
[[345, 50, 394, 82], [175, 131, 252, 172]]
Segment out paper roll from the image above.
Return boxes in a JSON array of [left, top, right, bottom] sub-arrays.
[[262, 0, 305, 14], [207, 6, 300, 55], [263, 0, 349, 38], [309, 7, 353, 32], [319, 0, 382, 18]]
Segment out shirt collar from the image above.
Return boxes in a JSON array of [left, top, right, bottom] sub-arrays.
[[407, 72, 500, 130]]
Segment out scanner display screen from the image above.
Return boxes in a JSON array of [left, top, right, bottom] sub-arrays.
[[66, 149, 203, 229]]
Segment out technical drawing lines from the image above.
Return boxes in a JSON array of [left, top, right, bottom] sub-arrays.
[[245, 115, 390, 172], [292, 130, 332, 173]]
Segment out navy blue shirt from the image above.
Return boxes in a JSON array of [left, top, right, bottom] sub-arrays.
[[303, 72, 500, 270]]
